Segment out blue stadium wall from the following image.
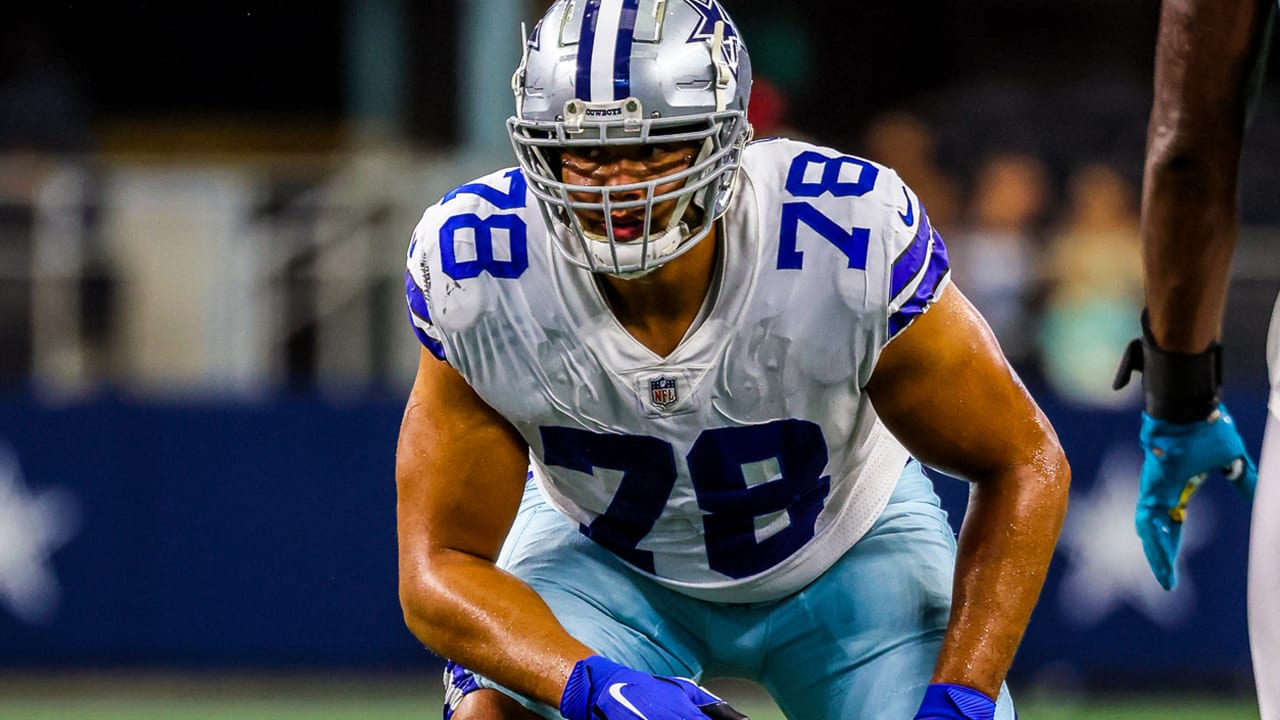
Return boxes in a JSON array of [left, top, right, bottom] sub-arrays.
[[0, 387, 1263, 690]]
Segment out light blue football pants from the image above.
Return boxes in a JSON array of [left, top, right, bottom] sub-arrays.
[[449, 461, 1016, 719]]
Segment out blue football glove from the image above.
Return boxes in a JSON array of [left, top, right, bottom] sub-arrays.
[[1136, 403, 1257, 590], [914, 683, 996, 720], [560, 655, 747, 720]]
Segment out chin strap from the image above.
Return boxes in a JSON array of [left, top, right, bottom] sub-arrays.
[[588, 222, 688, 278], [710, 21, 732, 112], [1113, 309, 1223, 423]]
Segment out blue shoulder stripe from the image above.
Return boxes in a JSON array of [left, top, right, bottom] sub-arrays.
[[404, 270, 447, 361], [888, 211, 950, 339], [889, 208, 933, 300]]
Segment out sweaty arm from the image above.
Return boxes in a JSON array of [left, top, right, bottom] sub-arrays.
[[1143, 0, 1270, 351], [866, 284, 1070, 701], [396, 347, 594, 706]]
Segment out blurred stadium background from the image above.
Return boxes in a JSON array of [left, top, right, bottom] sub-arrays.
[[0, 0, 1275, 717]]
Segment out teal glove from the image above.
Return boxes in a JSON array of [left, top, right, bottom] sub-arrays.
[[1137, 403, 1257, 590], [1114, 312, 1258, 590]]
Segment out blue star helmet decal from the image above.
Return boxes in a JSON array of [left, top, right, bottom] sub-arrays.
[[682, 0, 743, 78], [528, 16, 544, 52]]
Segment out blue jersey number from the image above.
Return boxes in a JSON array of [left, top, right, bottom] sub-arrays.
[[778, 151, 878, 270], [539, 420, 832, 579], [440, 170, 529, 280], [541, 427, 678, 573]]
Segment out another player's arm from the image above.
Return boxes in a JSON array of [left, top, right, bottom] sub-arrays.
[[1143, 0, 1269, 351], [1114, 0, 1263, 592], [866, 283, 1070, 702], [396, 347, 594, 707]]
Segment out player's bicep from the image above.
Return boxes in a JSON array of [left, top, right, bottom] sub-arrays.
[[866, 283, 1058, 481], [396, 347, 530, 565]]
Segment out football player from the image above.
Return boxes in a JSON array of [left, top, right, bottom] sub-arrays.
[[396, 1, 1069, 719], [1111, 0, 1273, 715]]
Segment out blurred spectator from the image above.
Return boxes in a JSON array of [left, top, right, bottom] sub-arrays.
[[947, 151, 1050, 377], [748, 76, 807, 141], [1039, 161, 1143, 407], [863, 111, 963, 233], [0, 13, 100, 392]]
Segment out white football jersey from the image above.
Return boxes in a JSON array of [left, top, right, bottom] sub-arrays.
[[405, 138, 951, 602], [1269, 293, 1280, 417]]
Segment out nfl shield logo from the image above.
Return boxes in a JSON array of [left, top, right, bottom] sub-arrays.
[[649, 376, 679, 409]]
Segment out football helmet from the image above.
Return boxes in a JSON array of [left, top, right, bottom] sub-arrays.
[[508, 0, 753, 277]]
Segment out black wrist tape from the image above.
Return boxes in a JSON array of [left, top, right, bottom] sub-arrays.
[[1112, 310, 1222, 423]]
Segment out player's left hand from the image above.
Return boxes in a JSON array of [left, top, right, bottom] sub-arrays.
[[559, 655, 748, 720], [913, 683, 995, 720], [1136, 403, 1257, 590]]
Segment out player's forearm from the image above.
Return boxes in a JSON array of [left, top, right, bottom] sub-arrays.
[[400, 549, 594, 707], [1141, 137, 1241, 352], [932, 454, 1070, 698], [1141, 0, 1258, 352]]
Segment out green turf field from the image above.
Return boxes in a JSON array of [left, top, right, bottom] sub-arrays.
[[0, 674, 1259, 720]]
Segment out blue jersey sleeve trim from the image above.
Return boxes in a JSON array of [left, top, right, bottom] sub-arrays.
[[404, 270, 447, 362], [887, 219, 950, 339], [889, 208, 933, 299]]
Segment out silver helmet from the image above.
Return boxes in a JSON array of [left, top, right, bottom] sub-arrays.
[[508, 0, 753, 277]]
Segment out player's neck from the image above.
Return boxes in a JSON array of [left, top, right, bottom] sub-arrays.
[[597, 227, 720, 357]]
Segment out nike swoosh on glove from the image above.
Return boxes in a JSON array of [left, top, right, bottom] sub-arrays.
[[914, 683, 996, 720], [1136, 403, 1257, 590], [560, 655, 746, 720]]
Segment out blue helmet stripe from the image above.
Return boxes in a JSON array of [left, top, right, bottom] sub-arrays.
[[612, 0, 640, 100], [576, 0, 602, 100], [576, 0, 639, 102]]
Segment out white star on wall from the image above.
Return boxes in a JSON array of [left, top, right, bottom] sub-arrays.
[[0, 444, 78, 625], [1056, 445, 1211, 629]]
